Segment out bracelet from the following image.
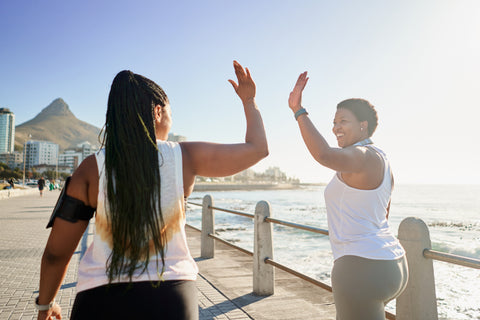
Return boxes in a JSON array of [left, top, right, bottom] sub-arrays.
[[294, 108, 308, 120], [34, 297, 55, 311]]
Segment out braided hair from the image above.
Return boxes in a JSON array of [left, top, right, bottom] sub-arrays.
[[100, 70, 169, 283]]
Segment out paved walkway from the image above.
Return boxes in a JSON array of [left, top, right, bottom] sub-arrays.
[[0, 191, 335, 319]]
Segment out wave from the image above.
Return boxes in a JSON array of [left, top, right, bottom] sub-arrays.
[[215, 227, 247, 232], [428, 221, 480, 233], [431, 242, 480, 259], [428, 221, 479, 228]]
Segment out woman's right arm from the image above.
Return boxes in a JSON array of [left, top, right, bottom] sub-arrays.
[[288, 72, 368, 174], [181, 61, 268, 195]]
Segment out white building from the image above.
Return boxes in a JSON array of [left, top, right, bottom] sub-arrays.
[[0, 108, 15, 154], [58, 141, 98, 173], [168, 133, 187, 142], [233, 168, 255, 182], [77, 141, 98, 160], [33, 164, 71, 175], [58, 150, 82, 172], [0, 151, 23, 169], [264, 166, 287, 181], [25, 140, 59, 171]]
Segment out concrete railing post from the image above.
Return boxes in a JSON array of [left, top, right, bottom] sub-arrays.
[[397, 217, 438, 320], [201, 195, 214, 259], [253, 200, 274, 295]]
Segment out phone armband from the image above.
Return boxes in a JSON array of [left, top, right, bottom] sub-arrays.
[[46, 176, 95, 228]]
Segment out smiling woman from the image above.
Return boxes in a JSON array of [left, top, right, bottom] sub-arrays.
[[333, 99, 378, 148], [286, 71, 407, 320]]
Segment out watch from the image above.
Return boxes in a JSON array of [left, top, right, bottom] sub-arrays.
[[34, 297, 55, 311]]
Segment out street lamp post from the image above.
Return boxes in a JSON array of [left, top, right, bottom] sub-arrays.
[[22, 134, 31, 187], [22, 141, 26, 187], [55, 147, 58, 182]]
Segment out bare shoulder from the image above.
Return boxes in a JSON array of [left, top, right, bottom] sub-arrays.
[[179, 142, 196, 196], [67, 154, 99, 207], [364, 146, 384, 168], [179, 141, 210, 170], [179, 142, 193, 166], [72, 155, 98, 181], [341, 145, 370, 165]]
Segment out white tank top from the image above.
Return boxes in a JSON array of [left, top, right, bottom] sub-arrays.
[[76, 141, 198, 293], [324, 145, 405, 261]]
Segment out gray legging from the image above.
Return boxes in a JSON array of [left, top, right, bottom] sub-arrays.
[[331, 255, 408, 320]]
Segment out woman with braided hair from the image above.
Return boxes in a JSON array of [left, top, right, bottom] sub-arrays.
[[36, 61, 268, 320]]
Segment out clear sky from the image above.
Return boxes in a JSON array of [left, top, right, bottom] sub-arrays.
[[1, 0, 479, 184]]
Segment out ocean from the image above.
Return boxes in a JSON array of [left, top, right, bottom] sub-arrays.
[[186, 184, 480, 320]]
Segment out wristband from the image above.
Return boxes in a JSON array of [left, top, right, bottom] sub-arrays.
[[294, 108, 308, 120], [34, 297, 55, 311]]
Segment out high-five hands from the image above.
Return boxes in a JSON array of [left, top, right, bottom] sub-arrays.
[[228, 60, 256, 103], [289, 71, 309, 113]]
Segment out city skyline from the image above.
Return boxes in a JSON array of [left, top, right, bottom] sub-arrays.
[[1, 104, 300, 181], [2, 1, 479, 184]]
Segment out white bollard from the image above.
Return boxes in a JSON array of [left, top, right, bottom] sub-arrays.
[[201, 194, 214, 259], [397, 217, 438, 320], [253, 200, 274, 295]]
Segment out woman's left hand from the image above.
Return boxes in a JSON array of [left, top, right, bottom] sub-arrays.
[[37, 303, 62, 320], [289, 71, 309, 113]]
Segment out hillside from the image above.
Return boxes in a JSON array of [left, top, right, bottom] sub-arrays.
[[14, 98, 102, 151]]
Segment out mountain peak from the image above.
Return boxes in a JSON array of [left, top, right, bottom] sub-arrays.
[[15, 98, 101, 151], [38, 98, 73, 117]]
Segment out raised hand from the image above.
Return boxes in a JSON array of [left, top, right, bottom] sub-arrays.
[[228, 60, 256, 103], [288, 71, 309, 113]]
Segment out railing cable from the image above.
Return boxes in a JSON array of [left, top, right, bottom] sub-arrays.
[[187, 201, 254, 219], [264, 258, 332, 292], [265, 217, 329, 236], [208, 233, 253, 256], [423, 249, 480, 269]]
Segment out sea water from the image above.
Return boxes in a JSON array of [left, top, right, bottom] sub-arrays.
[[186, 184, 480, 320]]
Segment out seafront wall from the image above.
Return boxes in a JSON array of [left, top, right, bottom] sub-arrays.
[[0, 187, 38, 200], [0, 183, 315, 199]]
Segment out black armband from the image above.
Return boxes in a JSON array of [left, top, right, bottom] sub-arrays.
[[46, 176, 95, 228]]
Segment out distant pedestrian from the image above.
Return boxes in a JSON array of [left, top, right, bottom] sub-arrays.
[[287, 72, 408, 320], [49, 180, 55, 191], [37, 177, 45, 196], [8, 178, 14, 189], [36, 61, 268, 320]]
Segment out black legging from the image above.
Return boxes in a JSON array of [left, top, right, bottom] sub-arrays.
[[71, 280, 198, 320]]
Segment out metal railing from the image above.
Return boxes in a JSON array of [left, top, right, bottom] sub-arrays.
[[187, 197, 393, 317], [187, 200, 331, 290], [187, 196, 480, 320], [265, 217, 329, 235], [423, 249, 480, 269]]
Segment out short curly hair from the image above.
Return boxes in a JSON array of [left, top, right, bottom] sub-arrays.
[[337, 98, 378, 137]]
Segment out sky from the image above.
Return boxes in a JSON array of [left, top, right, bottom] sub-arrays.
[[1, 0, 479, 185]]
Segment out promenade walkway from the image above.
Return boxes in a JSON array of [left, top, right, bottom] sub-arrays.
[[0, 191, 335, 319]]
